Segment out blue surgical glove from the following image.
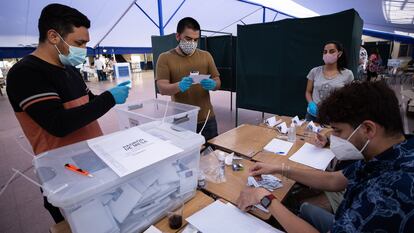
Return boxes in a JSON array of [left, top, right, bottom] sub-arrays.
[[200, 79, 216, 91], [178, 77, 193, 92], [307, 101, 318, 116], [108, 81, 130, 104]]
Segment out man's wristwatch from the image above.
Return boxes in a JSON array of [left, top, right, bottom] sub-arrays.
[[260, 194, 276, 209]]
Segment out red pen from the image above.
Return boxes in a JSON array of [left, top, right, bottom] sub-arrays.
[[64, 163, 93, 178]]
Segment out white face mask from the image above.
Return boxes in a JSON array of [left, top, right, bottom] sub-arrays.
[[179, 39, 197, 56], [330, 124, 370, 160]]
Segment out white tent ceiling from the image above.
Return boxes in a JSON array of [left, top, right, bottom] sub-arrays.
[[0, 0, 413, 48]]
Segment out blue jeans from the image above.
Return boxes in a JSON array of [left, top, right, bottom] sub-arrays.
[[299, 203, 334, 233]]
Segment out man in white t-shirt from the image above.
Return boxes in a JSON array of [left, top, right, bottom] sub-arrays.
[[94, 57, 106, 81]]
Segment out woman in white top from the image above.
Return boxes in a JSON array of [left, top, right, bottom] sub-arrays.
[[305, 41, 354, 121]]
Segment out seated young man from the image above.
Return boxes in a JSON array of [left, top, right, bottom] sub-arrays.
[[236, 82, 414, 233]]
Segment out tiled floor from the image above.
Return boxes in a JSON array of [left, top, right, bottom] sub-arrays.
[[1, 71, 413, 233]]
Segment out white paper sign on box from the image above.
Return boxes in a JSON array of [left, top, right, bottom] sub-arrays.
[[87, 127, 184, 177]]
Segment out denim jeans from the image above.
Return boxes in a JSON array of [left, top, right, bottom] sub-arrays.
[[299, 202, 334, 233]]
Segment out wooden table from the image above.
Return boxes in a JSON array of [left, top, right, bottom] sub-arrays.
[[203, 155, 295, 220], [252, 139, 316, 171], [155, 191, 214, 233], [49, 191, 214, 233], [207, 124, 280, 158]]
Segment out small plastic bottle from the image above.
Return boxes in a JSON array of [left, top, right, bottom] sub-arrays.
[[218, 153, 226, 181], [198, 171, 206, 189], [288, 122, 296, 142]]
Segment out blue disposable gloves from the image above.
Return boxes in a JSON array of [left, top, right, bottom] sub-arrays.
[[108, 81, 130, 104], [200, 79, 216, 91], [307, 101, 318, 116], [179, 77, 193, 92]]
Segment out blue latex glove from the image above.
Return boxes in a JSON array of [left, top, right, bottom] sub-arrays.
[[179, 77, 193, 92], [200, 79, 216, 91], [307, 101, 318, 116], [108, 81, 130, 104]]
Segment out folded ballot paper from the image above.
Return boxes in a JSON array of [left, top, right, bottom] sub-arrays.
[[276, 122, 288, 134], [264, 116, 282, 128], [306, 121, 322, 133], [190, 74, 211, 84], [292, 116, 305, 127]]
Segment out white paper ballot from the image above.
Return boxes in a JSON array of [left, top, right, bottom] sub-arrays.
[[276, 122, 288, 134], [187, 201, 284, 233], [88, 127, 183, 177], [306, 121, 321, 133], [143, 226, 163, 233], [70, 200, 119, 233], [108, 183, 142, 223], [263, 138, 294, 155], [289, 143, 335, 170], [190, 74, 211, 84], [292, 116, 304, 126], [264, 116, 282, 127]]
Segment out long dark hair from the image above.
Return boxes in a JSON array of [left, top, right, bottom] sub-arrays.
[[324, 41, 348, 72]]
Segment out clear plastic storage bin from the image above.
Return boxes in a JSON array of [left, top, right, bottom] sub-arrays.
[[33, 121, 204, 233], [114, 99, 200, 132]]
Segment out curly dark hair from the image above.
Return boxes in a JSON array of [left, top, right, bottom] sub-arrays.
[[318, 82, 403, 136]]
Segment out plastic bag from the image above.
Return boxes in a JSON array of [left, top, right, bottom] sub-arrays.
[[199, 147, 226, 183]]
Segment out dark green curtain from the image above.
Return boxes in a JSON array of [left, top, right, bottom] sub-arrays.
[[236, 9, 363, 117]]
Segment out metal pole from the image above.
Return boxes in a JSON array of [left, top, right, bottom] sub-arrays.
[[93, 0, 136, 48], [157, 0, 164, 36], [235, 107, 239, 127], [262, 7, 266, 23]]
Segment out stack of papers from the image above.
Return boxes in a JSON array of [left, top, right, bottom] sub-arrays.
[[247, 175, 283, 191], [186, 201, 284, 233], [288, 143, 335, 170], [263, 138, 294, 155]]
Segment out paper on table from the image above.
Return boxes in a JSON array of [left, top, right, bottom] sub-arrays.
[[186, 200, 283, 233], [263, 138, 294, 155], [289, 143, 335, 170], [143, 225, 163, 233], [292, 116, 304, 126], [264, 116, 282, 127], [190, 74, 211, 84], [276, 122, 288, 134], [306, 121, 321, 133], [87, 127, 183, 177]]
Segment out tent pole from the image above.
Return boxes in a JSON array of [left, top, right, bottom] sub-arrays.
[[93, 0, 136, 48], [262, 7, 266, 23], [157, 0, 164, 35], [164, 0, 187, 29]]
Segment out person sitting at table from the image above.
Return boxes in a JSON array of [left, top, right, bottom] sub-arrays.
[[236, 81, 414, 233], [305, 41, 354, 121]]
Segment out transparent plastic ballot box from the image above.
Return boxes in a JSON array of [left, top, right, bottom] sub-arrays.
[[33, 121, 205, 233], [114, 99, 200, 132]]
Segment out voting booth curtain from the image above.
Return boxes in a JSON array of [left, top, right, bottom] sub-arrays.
[[236, 9, 363, 117], [151, 33, 237, 92]]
